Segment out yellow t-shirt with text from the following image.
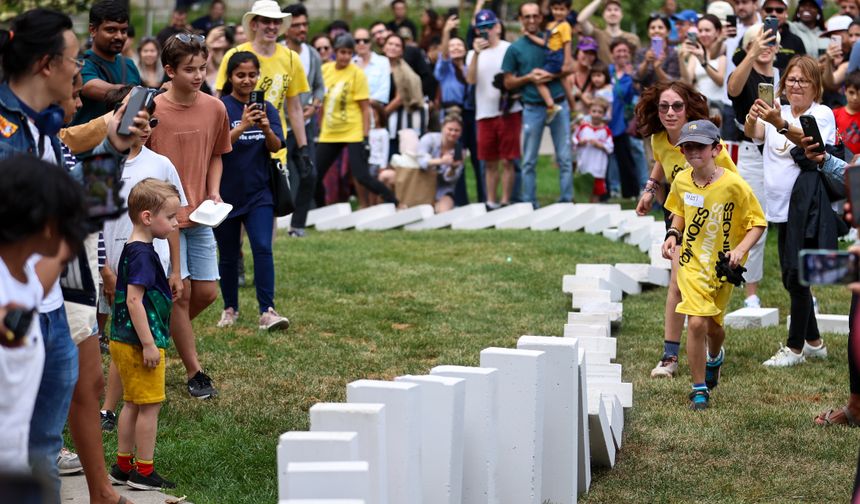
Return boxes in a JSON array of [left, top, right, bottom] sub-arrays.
[[665, 169, 766, 325], [547, 20, 572, 52], [215, 42, 309, 160], [319, 62, 369, 143], [651, 130, 737, 185]]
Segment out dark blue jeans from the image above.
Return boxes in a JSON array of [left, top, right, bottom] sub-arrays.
[[214, 205, 276, 314], [30, 305, 78, 503]]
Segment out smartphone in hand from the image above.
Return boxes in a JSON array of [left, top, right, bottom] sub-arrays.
[[726, 15, 737, 28], [757, 83, 774, 106], [651, 37, 664, 58], [249, 90, 265, 110], [799, 250, 860, 286], [799, 114, 825, 153], [763, 16, 779, 46], [117, 86, 154, 136]]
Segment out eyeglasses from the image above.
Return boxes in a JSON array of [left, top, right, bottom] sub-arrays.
[[64, 56, 84, 71], [355, 38, 370, 44], [658, 101, 685, 113], [764, 6, 786, 14], [785, 77, 812, 88], [174, 33, 205, 44]]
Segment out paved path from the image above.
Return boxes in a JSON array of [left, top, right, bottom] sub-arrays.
[[60, 473, 189, 503]]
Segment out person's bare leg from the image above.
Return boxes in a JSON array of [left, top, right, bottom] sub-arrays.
[[434, 195, 454, 213], [102, 361, 122, 413], [116, 401, 138, 457], [745, 281, 759, 298], [686, 316, 708, 385], [664, 248, 685, 344], [484, 160, 500, 204], [69, 337, 133, 504], [707, 317, 726, 359], [501, 159, 515, 205], [133, 403, 162, 462], [171, 279, 203, 379], [188, 279, 217, 320]]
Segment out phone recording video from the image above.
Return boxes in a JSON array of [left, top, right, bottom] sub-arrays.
[[799, 250, 860, 286], [117, 86, 156, 136], [80, 153, 125, 222], [249, 90, 265, 111]]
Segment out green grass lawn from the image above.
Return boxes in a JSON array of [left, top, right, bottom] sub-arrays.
[[98, 160, 858, 503]]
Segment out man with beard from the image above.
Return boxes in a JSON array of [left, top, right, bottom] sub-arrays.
[[73, 0, 140, 126]]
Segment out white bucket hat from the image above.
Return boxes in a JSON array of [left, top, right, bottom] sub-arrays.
[[822, 15, 853, 37], [242, 0, 291, 39]]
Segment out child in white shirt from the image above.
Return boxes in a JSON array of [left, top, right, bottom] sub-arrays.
[[573, 98, 614, 202]]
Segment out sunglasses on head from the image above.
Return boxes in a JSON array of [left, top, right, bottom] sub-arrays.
[[174, 33, 205, 44], [649, 12, 669, 21]]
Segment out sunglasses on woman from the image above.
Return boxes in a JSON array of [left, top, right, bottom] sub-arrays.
[[658, 101, 685, 113]]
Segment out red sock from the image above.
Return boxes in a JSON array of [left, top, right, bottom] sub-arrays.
[[116, 453, 134, 473], [136, 459, 154, 477]]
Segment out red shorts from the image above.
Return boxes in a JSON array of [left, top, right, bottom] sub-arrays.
[[476, 112, 522, 162], [592, 178, 607, 197]]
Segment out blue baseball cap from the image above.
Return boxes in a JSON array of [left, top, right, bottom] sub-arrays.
[[475, 9, 499, 28], [675, 120, 721, 146], [672, 9, 699, 23]]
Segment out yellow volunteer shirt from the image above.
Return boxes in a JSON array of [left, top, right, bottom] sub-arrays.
[[215, 42, 309, 161], [665, 169, 766, 325], [652, 130, 737, 185], [546, 20, 572, 52], [319, 62, 369, 144]]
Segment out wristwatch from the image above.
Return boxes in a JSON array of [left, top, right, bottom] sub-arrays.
[[777, 120, 790, 135]]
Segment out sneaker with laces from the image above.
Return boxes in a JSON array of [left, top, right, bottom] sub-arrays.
[[763, 344, 806, 367], [545, 104, 562, 125], [802, 340, 828, 359], [259, 307, 290, 331], [650, 355, 678, 378], [126, 469, 176, 490], [57, 447, 82, 475], [744, 294, 761, 309], [187, 370, 217, 399], [689, 389, 710, 411], [288, 228, 306, 238], [705, 347, 724, 390], [100, 409, 117, 432], [217, 307, 238, 328], [108, 463, 130, 485]]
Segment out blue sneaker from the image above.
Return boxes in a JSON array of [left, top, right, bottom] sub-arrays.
[[689, 389, 710, 411], [705, 347, 724, 390]]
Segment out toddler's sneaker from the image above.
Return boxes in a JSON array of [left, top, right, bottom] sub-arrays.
[[744, 294, 761, 309], [126, 469, 176, 491], [763, 344, 806, 367], [108, 464, 130, 485], [802, 340, 828, 359], [689, 389, 710, 411], [217, 307, 238, 328], [100, 409, 117, 432], [705, 347, 724, 390], [259, 307, 290, 331], [57, 447, 82, 475], [650, 355, 678, 378], [187, 370, 217, 399], [545, 104, 562, 125]]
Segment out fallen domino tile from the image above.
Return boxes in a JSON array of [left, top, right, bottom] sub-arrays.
[[587, 398, 616, 468], [394, 375, 465, 504], [356, 205, 434, 231], [497, 202, 574, 229], [787, 314, 850, 335], [307, 203, 353, 227], [564, 323, 609, 339], [567, 312, 612, 334], [480, 348, 545, 504], [602, 227, 624, 242], [316, 204, 396, 231], [619, 215, 654, 234], [588, 379, 633, 408], [576, 336, 617, 359], [571, 289, 612, 309], [577, 352, 591, 495], [452, 203, 533, 230], [584, 210, 619, 234], [284, 461, 371, 501], [562, 275, 621, 302], [615, 263, 670, 287], [405, 203, 486, 231], [558, 206, 599, 232], [576, 264, 641, 295], [724, 307, 779, 329], [586, 363, 623, 381], [277, 432, 359, 501], [430, 366, 498, 504], [517, 336, 579, 504], [609, 209, 640, 228], [580, 301, 623, 323], [346, 380, 422, 504], [650, 243, 672, 269], [309, 403, 387, 504]]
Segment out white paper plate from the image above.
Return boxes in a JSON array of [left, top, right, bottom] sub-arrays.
[[189, 200, 233, 228]]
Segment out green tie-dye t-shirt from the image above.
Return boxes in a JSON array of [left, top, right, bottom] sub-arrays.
[[110, 241, 172, 349]]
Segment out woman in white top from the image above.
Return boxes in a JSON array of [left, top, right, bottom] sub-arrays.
[[746, 55, 836, 368], [679, 15, 730, 131], [416, 115, 464, 213]]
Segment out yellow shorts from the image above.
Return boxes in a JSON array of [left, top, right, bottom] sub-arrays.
[[109, 341, 166, 404]]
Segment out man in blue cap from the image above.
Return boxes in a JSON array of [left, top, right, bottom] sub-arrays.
[[672, 9, 699, 43]]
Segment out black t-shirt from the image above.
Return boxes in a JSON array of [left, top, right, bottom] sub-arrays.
[[728, 67, 775, 143], [387, 19, 418, 41], [731, 24, 806, 74]]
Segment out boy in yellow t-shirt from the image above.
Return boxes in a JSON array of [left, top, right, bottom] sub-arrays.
[[524, 0, 573, 122], [662, 120, 766, 411]]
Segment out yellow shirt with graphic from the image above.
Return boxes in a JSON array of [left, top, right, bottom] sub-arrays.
[[665, 169, 766, 325], [651, 130, 737, 185], [546, 20, 572, 52], [215, 42, 309, 161], [319, 62, 369, 144]]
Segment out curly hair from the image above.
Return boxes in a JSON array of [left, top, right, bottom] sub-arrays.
[[635, 81, 714, 137]]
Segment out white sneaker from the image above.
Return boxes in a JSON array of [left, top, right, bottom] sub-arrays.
[[744, 294, 761, 309], [217, 308, 238, 328], [57, 447, 82, 475], [802, 340, 828, 359], [650, 355, 679, 378], [763, 344, 806, 367]]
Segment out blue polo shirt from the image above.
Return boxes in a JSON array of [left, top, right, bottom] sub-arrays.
[[501, 35, 564, 105], [72, 50, 141, 126]]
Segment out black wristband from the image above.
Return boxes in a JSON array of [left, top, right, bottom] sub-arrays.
[[665, 228, 681, 242]]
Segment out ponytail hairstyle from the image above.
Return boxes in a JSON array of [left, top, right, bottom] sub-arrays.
[[221, 51, 260, 96], [0, 9, 74, 81]]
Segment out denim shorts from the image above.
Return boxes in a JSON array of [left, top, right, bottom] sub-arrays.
[[180, 225, 220, 281]]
